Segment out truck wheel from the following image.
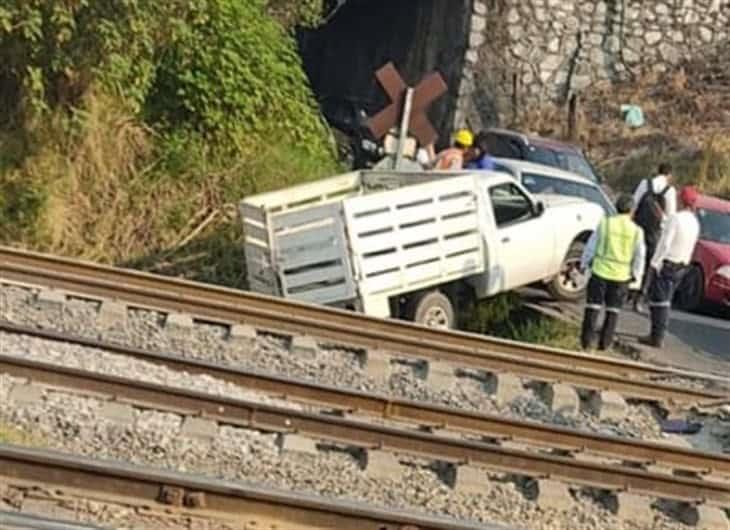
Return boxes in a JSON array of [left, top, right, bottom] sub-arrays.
[[675, 265, 704, 312], [408, 290, 455, 330], [548, 240, 587, 301]]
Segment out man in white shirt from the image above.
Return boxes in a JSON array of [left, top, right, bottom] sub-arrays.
[[640, 186, 701, 348], [631, 164, 678, 219], [629, 163, 677, 312]]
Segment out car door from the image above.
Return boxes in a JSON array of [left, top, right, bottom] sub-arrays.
[[487, 182, 555, 290]]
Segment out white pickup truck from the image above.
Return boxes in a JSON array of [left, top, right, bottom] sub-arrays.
[[240, 170, 604, 329]]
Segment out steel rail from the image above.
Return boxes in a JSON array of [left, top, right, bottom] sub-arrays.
[[0, 511, 108, 530], [2, 354, 729, 504], [0, 248, 723, 404], [0, 246, 675, 373], [3, 324, 730, 477], [0, 445, 502, 530]]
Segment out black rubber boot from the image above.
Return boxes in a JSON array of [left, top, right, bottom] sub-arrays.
[[639, 335, 663, 348], [581, 307, 600, 350], [598, 311, 619, 351]]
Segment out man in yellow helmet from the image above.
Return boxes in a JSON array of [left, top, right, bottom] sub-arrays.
[[432, 129, 473, 170], [579, 194, 646, 351]]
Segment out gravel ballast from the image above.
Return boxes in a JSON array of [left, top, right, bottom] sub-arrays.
[[0, 285, 664, 440], [0, 375, 696, 530]]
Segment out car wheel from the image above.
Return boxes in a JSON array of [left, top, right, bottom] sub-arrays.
[[408, 290, 456, 330], [675, 265, 704, 312], [547, 240, 588, 301]]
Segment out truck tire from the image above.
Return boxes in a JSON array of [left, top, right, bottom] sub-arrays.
[[547, 240, 587, 301], [408, 290, 455, 330]]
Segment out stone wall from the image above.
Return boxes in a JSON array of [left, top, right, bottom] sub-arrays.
[[456, 0, 730, 128]]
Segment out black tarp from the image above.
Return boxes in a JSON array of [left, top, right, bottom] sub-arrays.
[[298, 0, 472, 148]]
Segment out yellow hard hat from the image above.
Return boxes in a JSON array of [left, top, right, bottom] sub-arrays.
[[454, 129, 473, 147]]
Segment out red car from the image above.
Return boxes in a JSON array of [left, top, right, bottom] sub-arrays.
[[675, 194, 730, 311]]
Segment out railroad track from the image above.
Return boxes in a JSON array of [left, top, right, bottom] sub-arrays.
[[2, 349, 730, 506], [0, 511, 106, 530], [3, 322, 729, 479], [0, 444, 500, 530], [0, 247, 725, 404]]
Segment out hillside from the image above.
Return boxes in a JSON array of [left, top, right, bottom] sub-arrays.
[[0, 0, 338, 286], [516, 41, 730, 198]]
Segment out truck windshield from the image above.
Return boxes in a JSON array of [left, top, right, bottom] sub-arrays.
[[522, 173, 614, 215], [698, 208, 730, 244]]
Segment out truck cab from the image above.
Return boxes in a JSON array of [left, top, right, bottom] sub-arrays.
[[470, 172, 602, 303]]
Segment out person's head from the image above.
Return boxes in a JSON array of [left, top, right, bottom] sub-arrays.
[[615, 193, 634, 215], [679, 185, 699, 210], [453, 129, 474, 150], [658, 162, 673, 180], [475, 131, 489, 151]]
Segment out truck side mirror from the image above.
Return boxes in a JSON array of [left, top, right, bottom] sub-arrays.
[[533, 200, 545, 217]]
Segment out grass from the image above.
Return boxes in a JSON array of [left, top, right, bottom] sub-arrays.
[[463, 294, 581, 351], [0, 423, 39, 446], [511, 46, 730, 198], [605, 135, 730, 199], [0, 92, 339, 287]]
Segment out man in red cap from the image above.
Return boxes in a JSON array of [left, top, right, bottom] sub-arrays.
[[640, 186, 700, 348]]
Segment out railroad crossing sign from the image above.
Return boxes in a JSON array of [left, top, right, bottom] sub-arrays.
[[366, 62, 447, 147]]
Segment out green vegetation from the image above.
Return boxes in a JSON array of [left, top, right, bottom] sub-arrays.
[[606, 136, 730, 200], [0, 0, 337, 286], [463, 294, 581, 351], [0, 423, 39, 445]]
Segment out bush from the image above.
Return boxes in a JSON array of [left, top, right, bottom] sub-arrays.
[[146, 0, 331, 154], [0, 0, 337, 284]]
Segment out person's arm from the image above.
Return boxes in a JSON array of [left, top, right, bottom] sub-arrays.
[[416, 148, 433, 168], [448, 154, 463, 170], [426, 144, 436, 160], [632, 229, 646, 284], [664, 187, 677, 217], [430, 151, 445, 170], [651, 214, 678, 269], [632, 180, 647, 206], [580, 226, 600, 272]]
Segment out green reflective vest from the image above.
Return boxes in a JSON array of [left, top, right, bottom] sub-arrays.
[[592, 215, 640, 282]]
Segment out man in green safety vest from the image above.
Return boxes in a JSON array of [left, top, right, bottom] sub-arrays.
[[579, 194, 646, 351]]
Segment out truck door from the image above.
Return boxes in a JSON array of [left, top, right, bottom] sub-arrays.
[[487, 182, 554, 290]]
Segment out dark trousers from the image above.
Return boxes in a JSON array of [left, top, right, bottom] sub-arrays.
[[581, 275, 629, 350], [647, 260, 687, 343]]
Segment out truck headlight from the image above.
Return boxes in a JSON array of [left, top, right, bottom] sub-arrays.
[[716, 265, 730, 280]]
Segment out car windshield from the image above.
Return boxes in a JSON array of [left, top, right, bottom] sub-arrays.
[[557, 152, 599, 183], [525, 145, 559, 166], [521, 172, 614, 215], [493, 162, 516, 176], [697, 208, 730, 244]]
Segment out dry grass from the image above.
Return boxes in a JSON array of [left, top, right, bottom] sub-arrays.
[[513, 41, 730, 196], [1, 89, 338, 286]]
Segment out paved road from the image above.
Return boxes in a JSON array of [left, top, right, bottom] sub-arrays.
[[521, 288, 730, 376], [614, 305, 730, 375]]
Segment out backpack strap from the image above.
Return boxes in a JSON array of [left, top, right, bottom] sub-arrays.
[[644, 178, 656, 199], [658, 184, 670, 197]]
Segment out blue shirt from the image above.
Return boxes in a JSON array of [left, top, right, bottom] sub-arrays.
[[466, 155, 496, 170]]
